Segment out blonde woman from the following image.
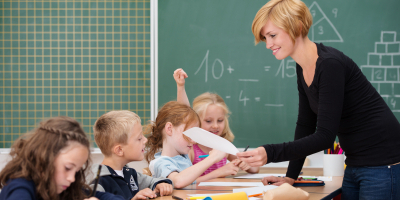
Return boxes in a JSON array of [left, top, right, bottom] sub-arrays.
[[236, 0, 400, 199]]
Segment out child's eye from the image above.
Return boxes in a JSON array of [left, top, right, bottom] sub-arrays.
[[218, 120, 224, 123], [65, 167, 71, 171], [270, 34, 276, 38]]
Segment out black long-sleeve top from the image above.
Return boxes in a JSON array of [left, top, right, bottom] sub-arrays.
[[262, 43, 400, 180]]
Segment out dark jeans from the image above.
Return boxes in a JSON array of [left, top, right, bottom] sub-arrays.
[[341, 163, 400, 200]]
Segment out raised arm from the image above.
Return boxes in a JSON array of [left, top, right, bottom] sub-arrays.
[[173, 68, 190, 106]]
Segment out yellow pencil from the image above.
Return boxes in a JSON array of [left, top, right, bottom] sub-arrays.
[[187, 196, 208, 200]]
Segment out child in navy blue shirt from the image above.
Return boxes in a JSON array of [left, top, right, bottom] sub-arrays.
[[92, 111, 173, 200], [0, 116, 124, 200]]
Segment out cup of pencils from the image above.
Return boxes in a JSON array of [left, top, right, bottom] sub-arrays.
[[323, 141, 344, 176]]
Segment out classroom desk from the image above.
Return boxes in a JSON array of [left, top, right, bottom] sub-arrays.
[[153, 167, 343, 200]]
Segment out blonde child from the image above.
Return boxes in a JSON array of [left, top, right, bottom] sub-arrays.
[[92, 110, 173, 199], [0, 116, 124, 200], [173, 68, 260, 177], [145, 101, 227, 188]]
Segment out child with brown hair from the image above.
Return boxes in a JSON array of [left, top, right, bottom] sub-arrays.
[[0, 116, 124, 200], [145, 101, 227, 188]]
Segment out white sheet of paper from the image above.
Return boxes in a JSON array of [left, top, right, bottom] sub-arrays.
[[233, 185, 278, 195], [234, 174, 332, 181], [183, 127, 239, 155], [249, 197, 263, 200], [198, 182, 264, 187], [234, 173, 286, 179]]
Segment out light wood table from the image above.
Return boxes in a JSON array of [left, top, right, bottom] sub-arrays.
[[153, 167, 343, 200]]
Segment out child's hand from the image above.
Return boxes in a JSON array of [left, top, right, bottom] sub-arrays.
[[232, 159, 251, 171], [84, 198, 99, 200], [208, 149, 227, 163], [173, 68, 188, 87], [131, 188, 157, 200], [154, 183, 173, 197], [217, 162, 240, 177]]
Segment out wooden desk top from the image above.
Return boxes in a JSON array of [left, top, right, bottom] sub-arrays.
[[153, 167, 343, 200]]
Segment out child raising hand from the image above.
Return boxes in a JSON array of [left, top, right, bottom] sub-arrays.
[[173, 68, 259, 177]]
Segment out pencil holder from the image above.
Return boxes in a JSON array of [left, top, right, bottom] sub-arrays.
[[323, 154, 344, 176], [203, 192, 248, 200]]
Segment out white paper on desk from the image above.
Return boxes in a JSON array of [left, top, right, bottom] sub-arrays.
[[235, 174, 332, 181], [183, 127, 239, 155], [233, 185, 278, 195], [234, 173, 286, 179], [198, 182, 264, 187]]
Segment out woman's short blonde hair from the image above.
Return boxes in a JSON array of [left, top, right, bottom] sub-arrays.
[[252, 0, 312, 45], [193, 92, 234, 142]]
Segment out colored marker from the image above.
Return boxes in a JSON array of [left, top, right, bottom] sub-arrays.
[[198, 155, 209, 158], [294, 181, 324, 183], [248, 193, 262, 197]]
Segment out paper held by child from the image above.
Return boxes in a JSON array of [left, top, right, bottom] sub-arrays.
[[183, 127, 239, 155]]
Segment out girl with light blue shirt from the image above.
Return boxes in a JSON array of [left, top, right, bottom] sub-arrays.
[[144, 101, 227, 188]]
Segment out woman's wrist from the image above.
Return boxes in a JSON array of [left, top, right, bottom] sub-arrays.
[[284, 177, 295, 185]]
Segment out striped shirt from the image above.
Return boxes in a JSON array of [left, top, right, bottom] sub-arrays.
[[192, 144, 227, 176]]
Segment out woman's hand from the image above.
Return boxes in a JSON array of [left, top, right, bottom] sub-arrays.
[[236, 146, 268, 167], [84, 198, 99, 200], [261, 176, 295, 186], [154, 183, 173, 197], [173, 68, 188, 87], [131, 188, 157, 200]]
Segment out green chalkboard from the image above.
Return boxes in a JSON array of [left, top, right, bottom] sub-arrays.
[[158, 0, 400, 147], [0, 0, 152, 148]]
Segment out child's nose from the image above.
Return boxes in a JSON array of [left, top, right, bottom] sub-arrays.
[[67, 172, 75, 183]]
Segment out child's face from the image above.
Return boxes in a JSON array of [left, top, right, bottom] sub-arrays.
[[172, 122, 198, 155], [53, 142, 89, 194], [122, 122, 147, 161], [201, 104, 226, 136]]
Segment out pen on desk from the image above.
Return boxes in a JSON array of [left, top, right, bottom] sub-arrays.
[[172, 195, 184, 200], [90, 165, 102, 196]]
